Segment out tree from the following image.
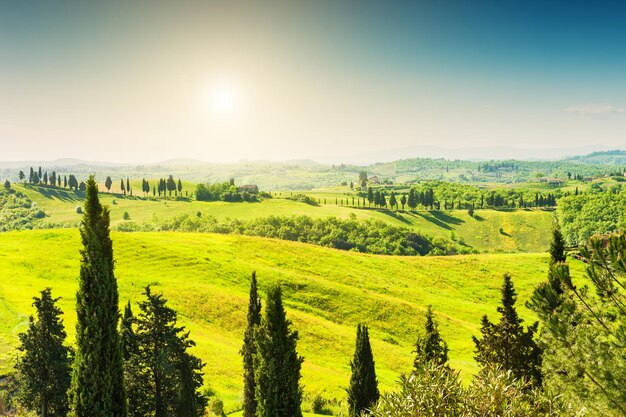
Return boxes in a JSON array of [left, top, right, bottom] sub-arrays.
[[126, 178, 130, 195], [241, 272, 262, 417], [414, 306, 448, 370], [105, 176, 113, 192], [178, 179, 183, 195], [359, 171, 368, 187], [120, 302, 137, 361], [32, 172, 40, 185], [16, 288, 72, 417], [38, 166, 42, 179], [367, 187, 374, 206], [29, 167, 34, 183], [389, 192, 397, 209], [120, 179, 125, 195], [400, 194, 406, 210], [19, 170, 25, 182], [68, 176, 126, 417], [125, 286, 206, 417], [473, 274, 542, 387], [167, 175, 176, 196], [50, 171, 57, 187], [78, 181, 86, 192], [549, 225, 567, 265], [347, 324, 379, 417], [4, 179, 10, 189], [529, 231, 626, 416], [254, 285, 303, 417]]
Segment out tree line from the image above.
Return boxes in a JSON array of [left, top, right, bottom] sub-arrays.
[[17, 167, 185, 198], [117, 213, 469, 256]]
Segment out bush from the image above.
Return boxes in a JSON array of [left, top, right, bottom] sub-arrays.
[[371, 364, 578, 417], [210, 398, 225, 417], [123, 211, 130, 220], [75, 206, 83, 214], [311, 394, 331, 415]]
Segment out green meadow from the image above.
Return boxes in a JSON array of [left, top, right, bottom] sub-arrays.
[[15, 183, 555, 254], [0, 229, 584, 414]]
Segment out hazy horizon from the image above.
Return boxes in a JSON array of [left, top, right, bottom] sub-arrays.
[[2, 1, 626, 163]]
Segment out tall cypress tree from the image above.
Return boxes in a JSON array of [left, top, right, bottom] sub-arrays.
[[254, 285, 303, 417], [414, 306, 448, 370], [68, 176, 127, 417], [16, 288, 72, 417], [347, 324, 379, 417], [473, 274, 542, 387], [240, 272, 262, 417]]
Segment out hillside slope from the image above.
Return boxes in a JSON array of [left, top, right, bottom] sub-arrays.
[[13, 183, 554, 253], [0, 230, 577, 413]]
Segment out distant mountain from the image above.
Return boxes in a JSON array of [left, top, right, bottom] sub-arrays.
[[324, 144, 618, 165], [564, 150, 626, 165], [0, 158, 125, 169]]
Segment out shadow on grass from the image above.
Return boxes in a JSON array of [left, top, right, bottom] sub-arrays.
[[473, 214, 485, 221], [378, 209, 412, 225], [431, 211, 465, 225], [25, 185, 80, 202], [415, 212, 452, 230]]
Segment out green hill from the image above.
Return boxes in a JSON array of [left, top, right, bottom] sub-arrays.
[[12, 183, 555, 254], [0, 230, 583, 414]]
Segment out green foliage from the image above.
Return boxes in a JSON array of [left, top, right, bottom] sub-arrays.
[[141, 214, 461, 256], [472, 274, 542, 387], [195, 182, 258, 202], [254, 285, 303, 417], [414, 306, 448, 369], [530, 231, 626, 416], [557, 187, 626, 244], [286, 194, 318, 206], [0, 190, 45, 231], [371, 363, 577, 417], [125, 286, 207, 417], [68, 176, 127, 417], [240, 273, 261, 417], [16, 288, 72, 417], [347, 324, 379, 417]]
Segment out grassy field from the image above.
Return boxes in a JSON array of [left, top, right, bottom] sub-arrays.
[[0, 229, 584, 414], [15, 183, 555, 253]]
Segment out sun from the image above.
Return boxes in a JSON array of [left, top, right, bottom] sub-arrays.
[[208, 83, 240, 117]]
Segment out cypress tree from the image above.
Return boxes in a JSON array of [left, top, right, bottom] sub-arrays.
[[16, 288, 72, 417], [254, 285, 303, 417], [473, 274, 542, 386], [68, 176, 127, 417], [414, 306, 448, 370], [347, 324, 379, 417], [120, 301, 137, 360], [240, 272, 262, 417]]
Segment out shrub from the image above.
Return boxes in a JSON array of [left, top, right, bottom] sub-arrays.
[[123, 211, 130, 220], [75, 206, 83, 214]]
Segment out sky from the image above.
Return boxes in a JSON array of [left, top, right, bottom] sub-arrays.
[[1, 0, 626, 163]]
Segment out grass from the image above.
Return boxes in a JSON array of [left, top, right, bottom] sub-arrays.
[[0, 229, 584, 415], [15, 183, 555, 253]]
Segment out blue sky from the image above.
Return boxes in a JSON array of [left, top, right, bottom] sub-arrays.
[[1, 0, 625, 162]]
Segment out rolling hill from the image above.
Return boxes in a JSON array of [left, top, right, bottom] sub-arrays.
[[0, 230, 584, 414]]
